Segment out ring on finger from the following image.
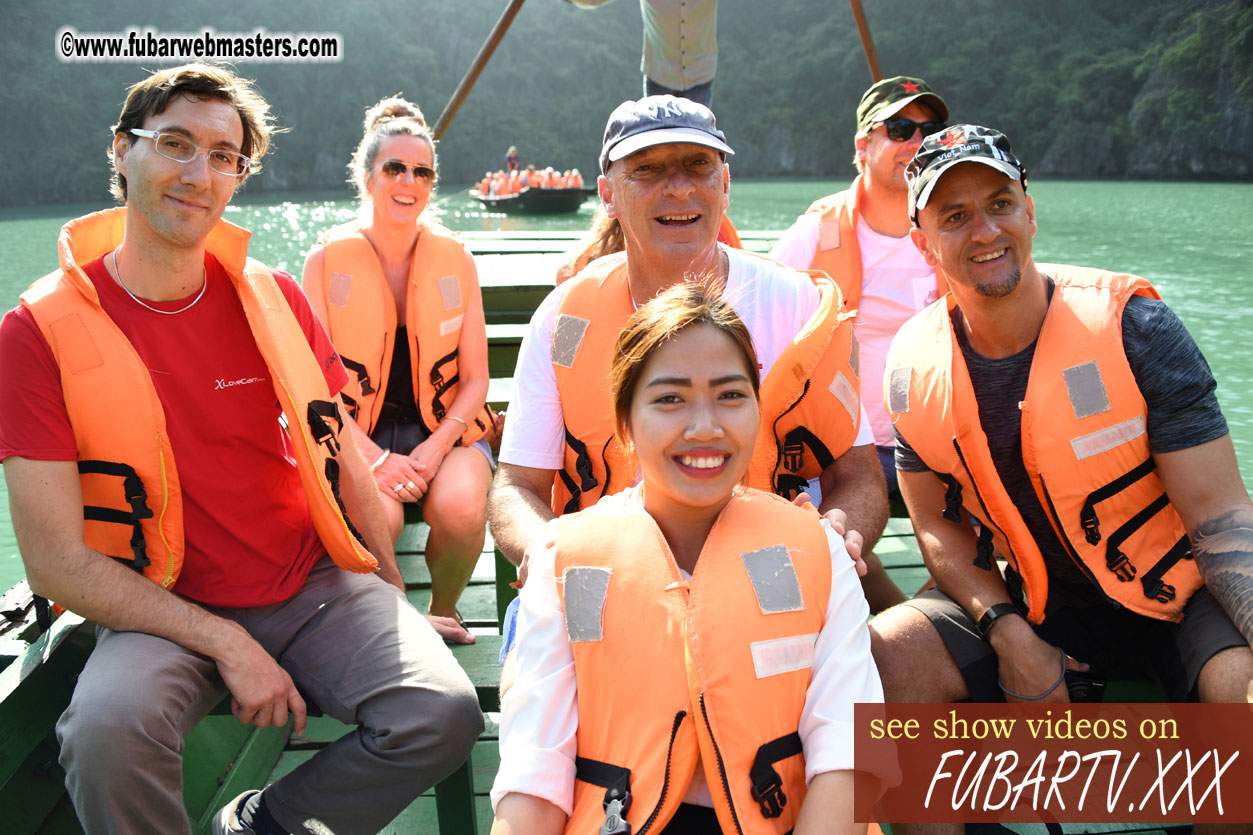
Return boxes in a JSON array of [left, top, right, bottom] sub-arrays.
[[406, 480, 417, 490], [393, 483, 405, 492]]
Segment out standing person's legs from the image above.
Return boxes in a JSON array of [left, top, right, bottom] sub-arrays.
[[246, 559, 483, 835], [423, 445, 493, 621], [643, 76, 714, 109], [57, 628, 227, 835]]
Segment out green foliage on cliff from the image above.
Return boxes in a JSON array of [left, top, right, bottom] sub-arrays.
[[1, 0, 1248, 207]]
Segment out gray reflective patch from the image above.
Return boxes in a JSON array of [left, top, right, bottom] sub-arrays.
[[551, 314, 590, 369], [887, 366, 911, 415], [741, 545, 804, 614], [818, 220, 841, 250], [438, 275, 462, 311], [848, 331, 861, 380], [562, 566, 610, 642], [328, 272, 352, 307], [829, 370, 858, 424], [1063, 361, 1111, 420]]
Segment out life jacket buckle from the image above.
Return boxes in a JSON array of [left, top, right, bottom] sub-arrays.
[[599, 790, 631, 835], [1080, 506, 1101, 545], [1143, 578, 1176, 604], [1108, 551, 1136, 582], [751, 776, 787, 819]]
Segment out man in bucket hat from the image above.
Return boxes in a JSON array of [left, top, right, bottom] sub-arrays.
[[489, 93, 889, 637], [773, 76, 949, 532], [869, 125, 1253, 771]]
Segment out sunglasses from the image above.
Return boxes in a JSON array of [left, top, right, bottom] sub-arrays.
[[381, 160, 437, 182], [882, 118, 947, 142]]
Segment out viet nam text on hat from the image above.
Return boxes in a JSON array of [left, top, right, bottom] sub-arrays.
[[599, 95, 734, 175], [906, 124, 1027, 222]]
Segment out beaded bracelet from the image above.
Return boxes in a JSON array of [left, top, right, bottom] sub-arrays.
[[997, 645, 1067, 700]]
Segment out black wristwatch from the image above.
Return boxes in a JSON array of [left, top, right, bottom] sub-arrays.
[[976, 603, 1021, 640]]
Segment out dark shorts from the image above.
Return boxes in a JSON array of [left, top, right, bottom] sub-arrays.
[[876, 444, 901, 502], [903, 585, 1246, 702], [370, 417, 495, 469]]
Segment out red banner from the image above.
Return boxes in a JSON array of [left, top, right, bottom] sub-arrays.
[[854, 703, 1253, 824]]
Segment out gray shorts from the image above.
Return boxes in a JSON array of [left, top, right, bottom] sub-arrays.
[[371, 417, 495, 469], [903, 584, 1245, 702]]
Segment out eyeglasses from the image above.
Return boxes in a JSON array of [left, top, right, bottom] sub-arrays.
[[129, 129, 252, 176], [381, 160, 437, 182], [882, 119, 947, 143]]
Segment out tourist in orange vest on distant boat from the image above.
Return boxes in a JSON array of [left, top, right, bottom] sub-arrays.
[[490, 279, 880, 835], [303, 96, 496, 646]]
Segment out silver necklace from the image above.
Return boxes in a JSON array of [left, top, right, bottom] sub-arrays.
[[111, 250, 207, 315]]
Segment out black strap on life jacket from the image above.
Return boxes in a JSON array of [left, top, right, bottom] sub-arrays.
[[936, 473, 964, 523], [773, 426, 835, 499], [575, 756, 633, 835], [1104, 493, 1170, 583], [306, 400, 367, 547], [77, 460, 153, 570], [973, 523, 995, 571], [428, 348, 459, 423], [558, 424, 599, 515], [338, 355, 376, 402], [1139, 534, 1191, 604], [1079, 458, 1156, 545], [749, 731, 803, 819]]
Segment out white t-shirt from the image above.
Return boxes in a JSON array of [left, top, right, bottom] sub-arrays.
[[499, 245, 873, 472], [771, 211, 938, 448], [489, 486, 884, 815]]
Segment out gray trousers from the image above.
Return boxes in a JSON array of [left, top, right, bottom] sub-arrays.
[[56, 557, 484, 835]]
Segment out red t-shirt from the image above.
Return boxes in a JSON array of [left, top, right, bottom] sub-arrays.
[[0, 254, 350, 608]]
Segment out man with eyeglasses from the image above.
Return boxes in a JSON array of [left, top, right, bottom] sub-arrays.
[[771, 75, 950, 612], [0, 63, 481, 835]]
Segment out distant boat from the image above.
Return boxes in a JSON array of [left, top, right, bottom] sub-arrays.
[[470, 185, 598, 215]]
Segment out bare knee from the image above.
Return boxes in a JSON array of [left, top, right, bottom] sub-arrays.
[[869, 604, 968, 703], [425, 465, 489, 540], [1196, 645, 1253, 703]]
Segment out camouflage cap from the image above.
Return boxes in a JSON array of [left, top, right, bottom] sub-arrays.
[[856, 76, 949, 134], [906, 124, 1027, 222]]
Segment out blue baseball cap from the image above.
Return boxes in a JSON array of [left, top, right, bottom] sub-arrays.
[[599, 95, 734, 175]]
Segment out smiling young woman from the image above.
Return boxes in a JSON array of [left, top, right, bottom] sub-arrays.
[[490, 279, 882, 835], [300, 96, 495, 644]]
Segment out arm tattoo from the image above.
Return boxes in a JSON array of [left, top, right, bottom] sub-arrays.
[[1191, 507, 1253, 646]]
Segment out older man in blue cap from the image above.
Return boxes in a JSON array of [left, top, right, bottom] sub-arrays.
[[489, 95, 889, 615]]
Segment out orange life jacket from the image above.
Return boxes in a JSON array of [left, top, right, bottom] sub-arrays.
[[316, 222, 493, 445], [20, 208, 379, 589], [717, 213, 743, 249], [555, 488, 830, 835], [805, 177, 946, 314], [885, 265, 1202, 622], [550, 253, 861, 513]]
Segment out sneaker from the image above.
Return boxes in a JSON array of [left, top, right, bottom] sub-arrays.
[[212, 789, 261, 835]]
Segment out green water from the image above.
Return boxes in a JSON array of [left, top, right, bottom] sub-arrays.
[[1, 179, 1250, 590]]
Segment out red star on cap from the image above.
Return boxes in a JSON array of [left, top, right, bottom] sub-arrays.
[[899, 80, 921, 94], [938, 127, 965, 148]]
